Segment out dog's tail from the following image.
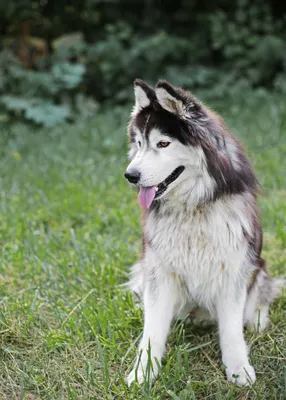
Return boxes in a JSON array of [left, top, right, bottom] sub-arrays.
[[244, 262, 285, 332]]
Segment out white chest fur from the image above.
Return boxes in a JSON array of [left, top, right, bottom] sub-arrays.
[[144, 194, 254, 309]]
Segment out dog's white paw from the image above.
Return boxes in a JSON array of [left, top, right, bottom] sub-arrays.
[[226, 364, 256, 386], [127, 367, 145, 386], [127, 359, 158, 386]]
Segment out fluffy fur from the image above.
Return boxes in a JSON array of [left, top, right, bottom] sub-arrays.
[[124, 79, 285, 387]]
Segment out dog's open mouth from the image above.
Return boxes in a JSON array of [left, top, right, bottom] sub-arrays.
[[138, 166, 185, 209]]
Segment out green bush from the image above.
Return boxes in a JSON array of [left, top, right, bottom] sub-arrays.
[[0, 49, 97, 126], [209, 0, 286, 90], [0, 0, 285, 125]]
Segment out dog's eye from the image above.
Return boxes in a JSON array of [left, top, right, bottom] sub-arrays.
[[157, 141, 170, 148], [138, 141, 141, 147]]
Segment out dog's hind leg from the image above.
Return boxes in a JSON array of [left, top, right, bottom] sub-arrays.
[[244, 262, 286, 332]]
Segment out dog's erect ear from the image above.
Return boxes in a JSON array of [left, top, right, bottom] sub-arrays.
[[134, 79, 156, 110], [155, 80, 188, 117]]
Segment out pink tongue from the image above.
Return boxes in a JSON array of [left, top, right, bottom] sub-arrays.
[[138, 187, 157, 209]]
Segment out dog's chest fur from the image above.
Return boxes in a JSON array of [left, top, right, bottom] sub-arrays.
[[144, 194, 253, 307]]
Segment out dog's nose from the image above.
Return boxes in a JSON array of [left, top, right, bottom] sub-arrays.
[[124, 170, 141, 184]]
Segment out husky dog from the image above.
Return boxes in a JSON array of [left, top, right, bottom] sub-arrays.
[[124, 79, 285, 386]]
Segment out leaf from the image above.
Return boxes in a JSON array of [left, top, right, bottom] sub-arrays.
[[7, 66, 59, 95], [24, 101, 70, 127], [52, 62, 85, 89], [24, 71, 59, 95], [1, 95, 29, 112], [52, 32, 86, 58], [2, 95, 70, 126]]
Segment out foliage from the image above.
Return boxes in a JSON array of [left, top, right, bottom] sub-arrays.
[[0, 94, 285, 397], [0, 0, 286, 125], [85, 27, 193, 103], [0, 49, 97, 127], [209, 0, 286, 91]]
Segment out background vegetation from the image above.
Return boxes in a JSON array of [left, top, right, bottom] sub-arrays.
[[0, 1, 285, 399], [0, 0, 286, 125]]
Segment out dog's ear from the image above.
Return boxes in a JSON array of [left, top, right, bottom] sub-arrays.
[[155, 80, 188, 117], [134, 79, 156, 110], [156, 80, 199, 118]]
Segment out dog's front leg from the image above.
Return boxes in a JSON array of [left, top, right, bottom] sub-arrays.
[[216, 285, 256, 386], [127, 271, 177, 386]]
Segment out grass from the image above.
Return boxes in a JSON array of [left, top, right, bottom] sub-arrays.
[[0, 93, 285, 399]]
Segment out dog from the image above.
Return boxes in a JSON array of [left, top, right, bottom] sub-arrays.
[[124, 79, 285, 386]]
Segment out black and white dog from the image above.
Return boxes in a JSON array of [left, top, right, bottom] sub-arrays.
[[124, 79, 285, 386]]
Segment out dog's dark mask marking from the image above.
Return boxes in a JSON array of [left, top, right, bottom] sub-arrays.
[[132, 106, 202, 147], [129, 80, 258, 204]]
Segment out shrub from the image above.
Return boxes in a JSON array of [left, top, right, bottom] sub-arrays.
[[0, 0, 285, 125]]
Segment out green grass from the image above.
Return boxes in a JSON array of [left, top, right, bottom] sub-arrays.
[[0, 93, 285, 399]]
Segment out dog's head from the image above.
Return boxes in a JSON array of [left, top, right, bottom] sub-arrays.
[[125, 79, 257, 209]]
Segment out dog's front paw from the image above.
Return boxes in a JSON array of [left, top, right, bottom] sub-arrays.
[[126, 359, 159, 386], [127, 367, 145, 386], [226, 364, 256, 386]]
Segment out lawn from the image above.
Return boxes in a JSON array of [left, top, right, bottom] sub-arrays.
[[0, 93, 285, 399]]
